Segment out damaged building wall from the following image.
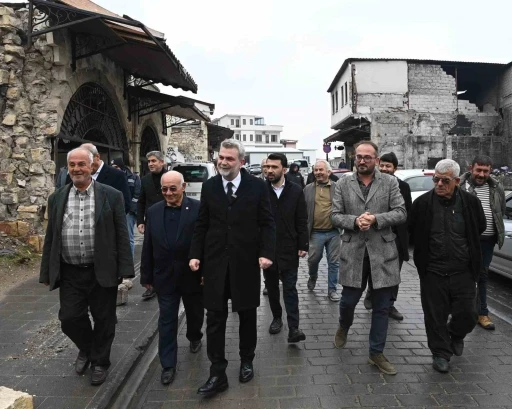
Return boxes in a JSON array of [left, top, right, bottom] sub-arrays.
[[169, 122, 209, 162]]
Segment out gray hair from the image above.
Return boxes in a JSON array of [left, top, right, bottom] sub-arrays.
[[79, 143, 98, 156], [315, 159, 332, 171], [67, 148, 93, 165], [435, 159, 460, 177], [146, 151, 165, 161], [221, 138, 246, 160]]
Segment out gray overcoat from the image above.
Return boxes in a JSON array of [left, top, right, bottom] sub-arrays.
[[331, 170, 406, 289]]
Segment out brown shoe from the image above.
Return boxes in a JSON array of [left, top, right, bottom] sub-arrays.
[[334, 326, 348, 349], [478, 315, 495, 330], [368, 353, 397, 375]]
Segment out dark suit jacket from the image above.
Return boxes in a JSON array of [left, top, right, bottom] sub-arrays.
[[396, 177, 412, 262], [40, 181, 134, 291], [267, 180, 308, 270], [140, 197, 202, 295], [189, 169, 276, 312], [137, 169, 167, 226]]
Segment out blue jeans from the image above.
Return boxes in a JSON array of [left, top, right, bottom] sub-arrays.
[[479, 236, 496, 316], [126, 213, 136, 258], [308, 230, 341, 292]]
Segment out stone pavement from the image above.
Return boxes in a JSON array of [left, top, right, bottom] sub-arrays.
[[136, 257, 512, 409]]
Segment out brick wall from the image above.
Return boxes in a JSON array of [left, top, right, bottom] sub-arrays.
[[357, 93, 407, 113], [169, 122, 208, 162]]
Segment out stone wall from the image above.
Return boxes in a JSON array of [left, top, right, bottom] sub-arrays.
[[169, 122, 209, 162]]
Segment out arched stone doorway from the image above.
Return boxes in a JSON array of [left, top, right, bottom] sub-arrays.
[[139, 126, 160, 176], [54, 82, 127, 174]]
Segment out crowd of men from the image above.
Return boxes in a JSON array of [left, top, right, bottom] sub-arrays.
[[40, 138, 505, 393]]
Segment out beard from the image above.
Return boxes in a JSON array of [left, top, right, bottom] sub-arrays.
[[218, 166, 238, 180], [357, 164, 374, 175]]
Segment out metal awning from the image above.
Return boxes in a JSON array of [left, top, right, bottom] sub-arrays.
[[27, 0, 198, 93], [206, 123, 234, 151], [324, 116, 371, 145]]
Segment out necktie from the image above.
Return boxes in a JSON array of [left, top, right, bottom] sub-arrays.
[[226, 182, 234, 201]]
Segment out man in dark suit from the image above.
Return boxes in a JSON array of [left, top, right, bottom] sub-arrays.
[[264, 153, 308, 342], [140, 171, 204, 385], [137, 151, 168, 299], [40, 148, 134, 386], [363, 152, 412, 321], [190, 139, 276, 397]]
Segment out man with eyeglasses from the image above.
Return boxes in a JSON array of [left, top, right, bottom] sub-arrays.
[[459, 155, 505, 331], [409, 159, 486, 374], [331, 141, 406, 376], [140, 171, 204, 385]]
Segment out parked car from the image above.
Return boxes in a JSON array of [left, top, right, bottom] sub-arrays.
[[331, 168, 352, 176], [248, 164, 262, 175], [489, 192, 512, 280], [170, 162, 217, 199], [394, 169, 435, 202]]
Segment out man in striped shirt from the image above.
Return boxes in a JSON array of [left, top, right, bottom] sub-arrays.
[[460, 155, 506, 331]]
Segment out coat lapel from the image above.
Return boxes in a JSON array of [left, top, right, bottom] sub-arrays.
[[230, 170, 250, 204], [365, 172, 382, 203], [55, 184, 72, 234], [175, 197, 191, 242], [213, 175, 229, 205], [349, 173, 365, 202], [158, 203, 171, 249], [94, 182, 106, 224]]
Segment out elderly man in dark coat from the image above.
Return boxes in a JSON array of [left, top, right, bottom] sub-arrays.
[[190, 139, 276, 397]]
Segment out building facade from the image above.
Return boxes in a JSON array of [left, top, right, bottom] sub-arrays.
[[213, 115, 283, 149]]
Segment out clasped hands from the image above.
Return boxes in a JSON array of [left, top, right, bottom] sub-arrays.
[[189, 257, 273, 271], [356, 211, 376, 231]]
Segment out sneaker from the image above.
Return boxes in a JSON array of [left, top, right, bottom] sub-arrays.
[[263, 287, 268, 295], [288, 327, 306, 343], [432, 356, 449, 373], [328, 290, 340, 302], [368, 353, 397, 375], [450, 337, 464, 356], [334, 326, 348, 349], [269, 317, 283, 334], [478, 315, 495, 330], [307, 278, 317, 291], [363, 294, 372, 310], [388, 306, 404, 321]]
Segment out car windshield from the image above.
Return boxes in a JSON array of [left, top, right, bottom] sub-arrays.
[[173, 165, 209, 183], [405, 175, 435, 192]]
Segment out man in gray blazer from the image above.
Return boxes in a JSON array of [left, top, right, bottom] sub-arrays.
[[331, 141, 406, 376]]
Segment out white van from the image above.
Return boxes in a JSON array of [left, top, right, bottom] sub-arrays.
[[171, 162, 217, 199]]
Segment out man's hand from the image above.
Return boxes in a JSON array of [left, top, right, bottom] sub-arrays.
[[143, 284, 152, 290], [298, 250, 307, 258], [137, 224, 145, 234], [189, 259, 200, 271], [357, 212, 376, 231], [259, 257, 273, 270]]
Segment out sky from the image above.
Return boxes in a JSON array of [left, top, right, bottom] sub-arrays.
[[15, 0, 512, 158]]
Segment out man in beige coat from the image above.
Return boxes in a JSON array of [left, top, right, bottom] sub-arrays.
[[331, 141, 406, 375]]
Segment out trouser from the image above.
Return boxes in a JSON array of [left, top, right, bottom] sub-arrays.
[[207, 273, 257, 376], [263, 264, 299, 329], [479, 236, 496, 316], [339, 255, 394, 355], [308, 230, 341, 292], [420, 271, 478, 360], [157, 290, 204, 369], [126, 212, 137, 258], [58, 263, 117, 367]]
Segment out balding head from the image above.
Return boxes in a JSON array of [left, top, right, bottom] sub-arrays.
[[79, 143, 101, 174], [161, 171, 186, 207]]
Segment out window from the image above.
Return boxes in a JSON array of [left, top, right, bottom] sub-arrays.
[[250, 119, 253, 125], [265, 135, 269, 143], [236, 119, 240, 127], [172, 165, 209, 183], [243, 134, 246, 141], [250, 135, 253, 141], [271, 134, 277, 142], [332, 94, 335, 115], [256, 134, 262, 142], [243, 119, 246, 125], [341, 87, 344, 107], [335, 91, 339, 112], [345, 82, 348, 105], [231, 119, 234, 125], [235, 134, 239, 140], [405, 176, 435, 192]]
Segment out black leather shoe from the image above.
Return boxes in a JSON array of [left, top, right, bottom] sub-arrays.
[[239, 362, 254, 383], [75, 350, 90, 375], [269, 317, 283, 334], [161, 367, 176, 385], [389, 306, 404, 321], [451, 337, 464, 357], [432, 356, 449, 373], [90, 366, 108, 385], [142, 287, 156, 299], [197, 374, 229, 397], [288, 327, 306, 343], [190, 340, 202, 353]]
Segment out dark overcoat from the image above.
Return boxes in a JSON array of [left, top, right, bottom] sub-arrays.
[[189, 169, 276, 312], [396, 177, 412, 262], [39, 182, 134, 290], [137, 169, 167, 225], [140, 197, 202, 295]]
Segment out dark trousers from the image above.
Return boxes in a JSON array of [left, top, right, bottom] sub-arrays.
[[58, 263, 117, 367], [263, 265, 299, 329], [479, 236, 496, 316], [339, 256, 394, 355], [206, 273, 257, 377], [157, 290, 204, 369], [420, 271, 478, 360]]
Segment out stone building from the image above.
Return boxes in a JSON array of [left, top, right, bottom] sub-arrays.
[[0, 0, 222, 249], [325, 58, 512, 172]]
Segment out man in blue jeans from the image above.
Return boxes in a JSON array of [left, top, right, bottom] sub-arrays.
[[459, 155, 506, 331], [303, 160, 341, 302]]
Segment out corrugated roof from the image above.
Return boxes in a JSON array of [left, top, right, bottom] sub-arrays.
[[327, 58, 508, 93]]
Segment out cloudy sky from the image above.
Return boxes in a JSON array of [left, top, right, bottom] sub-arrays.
[[17, 0, 512, 157]]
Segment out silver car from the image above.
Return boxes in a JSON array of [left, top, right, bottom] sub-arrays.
[[489, 192, 512, 279]]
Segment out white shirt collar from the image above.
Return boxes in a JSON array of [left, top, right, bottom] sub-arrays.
[[272, 178, 285, 198], [92, 160, 104, 180], [222, 172, 241, 192]]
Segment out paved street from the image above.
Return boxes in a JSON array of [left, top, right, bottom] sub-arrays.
[[135, 257, 512, 409]]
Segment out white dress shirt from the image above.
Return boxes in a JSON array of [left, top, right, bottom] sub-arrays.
[[92, 160, 104, 181], [222, 172, 241, 195], [272, 178, 285, 199]]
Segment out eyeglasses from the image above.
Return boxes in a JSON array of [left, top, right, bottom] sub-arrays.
[[432, 176, 456, 185], [161, 186, 179, 193], [355, 155, 376, 162]]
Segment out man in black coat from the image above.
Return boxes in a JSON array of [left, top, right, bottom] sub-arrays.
[[264, 153, 308, 342], [409, 159, 486, 374], [137, 150, 168, 299], [286, 163, 305, 188], [190, 139, 276, 397], [40, 148, 134, 386], [363, 152, 412, 321], [140, 171, 204, 386]]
